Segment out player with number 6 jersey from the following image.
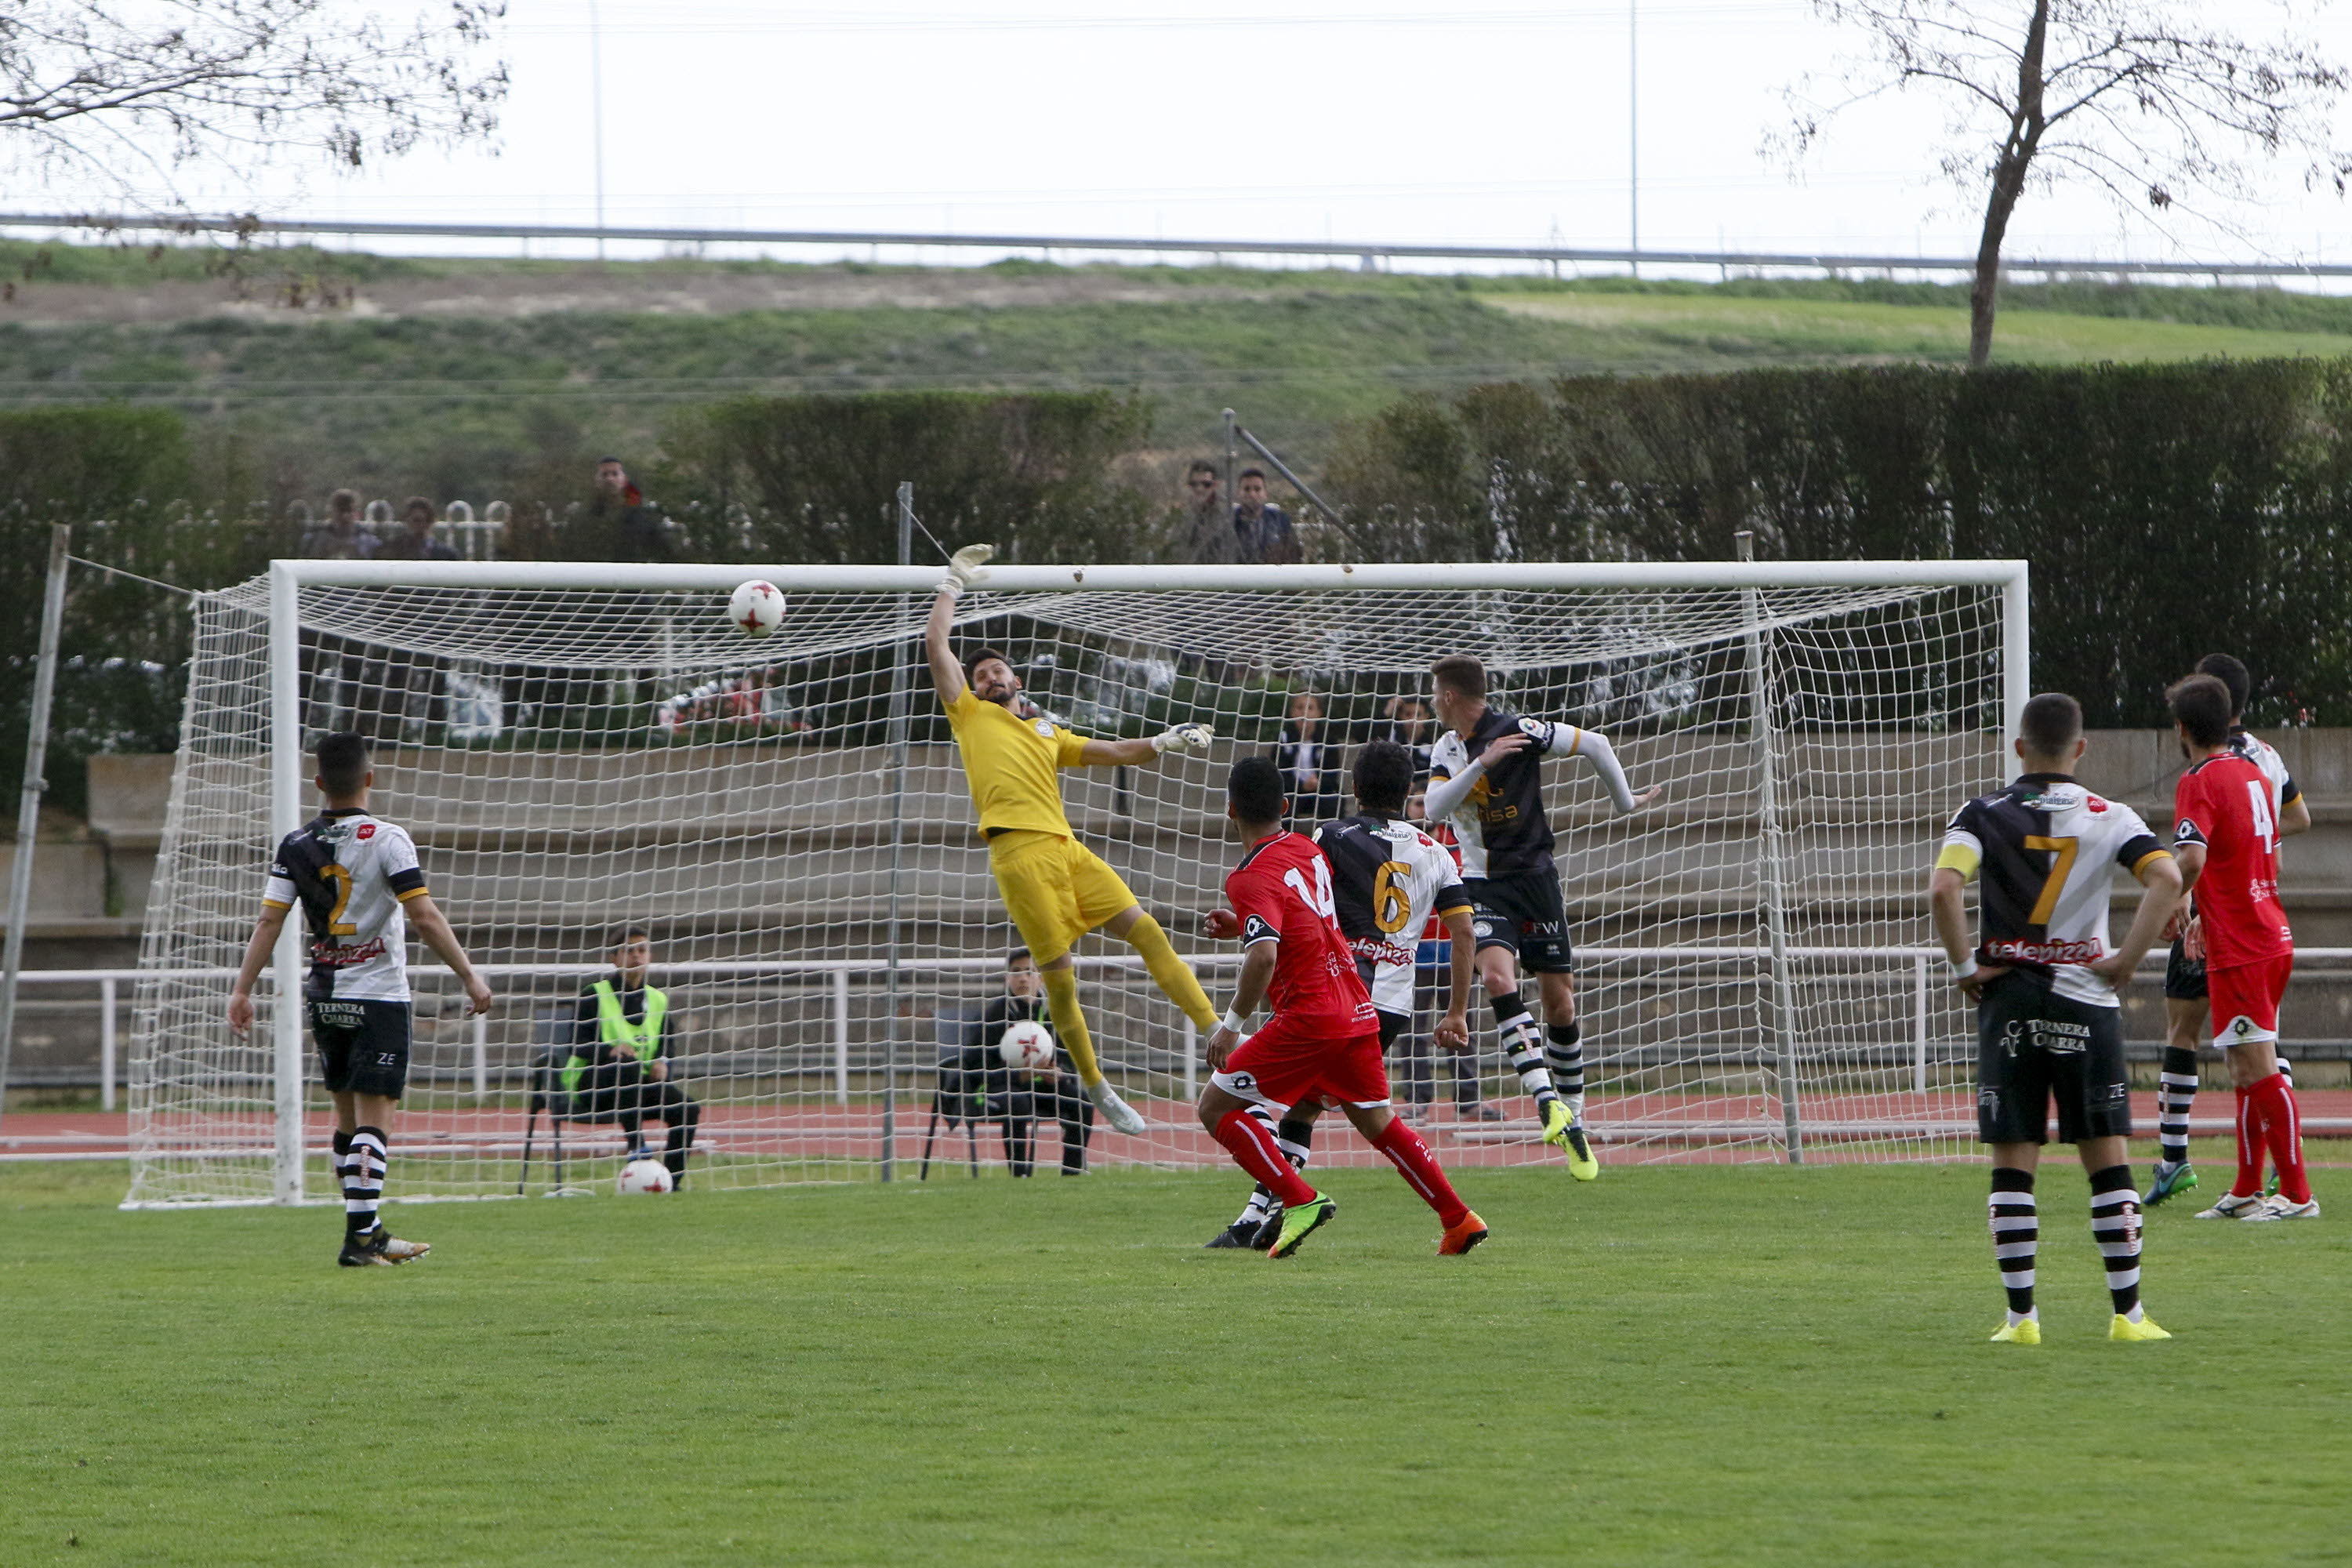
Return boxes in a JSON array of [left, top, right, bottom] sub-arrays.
[[1196, 758, 1486, 1258]]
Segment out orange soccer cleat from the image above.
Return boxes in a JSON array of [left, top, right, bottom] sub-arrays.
[[1438, 1210, 1490, 1256]]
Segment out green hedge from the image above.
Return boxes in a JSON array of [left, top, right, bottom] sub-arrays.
[[659, 390, 1154, 563], [1328, 360, 2352, 726], [0, 407, 281, 818]]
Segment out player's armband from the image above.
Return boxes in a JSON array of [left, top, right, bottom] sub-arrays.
[[1934, 835, 1981, 878]]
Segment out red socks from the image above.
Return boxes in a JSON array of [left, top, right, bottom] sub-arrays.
[[2249, 1071, 2313, 1204], [1213, 1109, 1316, 1208], [1371, 1118, 1470, 1227], [2233, 1084, 2263, 1198]]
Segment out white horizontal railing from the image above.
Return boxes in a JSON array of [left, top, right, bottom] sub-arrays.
[[27, 945, 2352, 1112]]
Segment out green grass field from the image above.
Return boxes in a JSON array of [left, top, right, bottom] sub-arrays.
[[3, 1149, 2343, 1566]]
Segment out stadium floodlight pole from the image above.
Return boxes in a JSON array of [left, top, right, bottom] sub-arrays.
[[0, 525, 71, 1130], [1735, 532, 1805, 1163], [879, 481, 916, 1181], [267, 563, 307, 1203]]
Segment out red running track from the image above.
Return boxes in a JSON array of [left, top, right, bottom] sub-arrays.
[[13, 1091, 2351, 1167]]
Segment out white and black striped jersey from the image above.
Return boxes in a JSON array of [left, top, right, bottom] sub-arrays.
[[1312, 813, 1472, 1014], [263, 808, 430, 1002], [1936, 772, 2168, 1009], [1428, 708, 1632, 879]]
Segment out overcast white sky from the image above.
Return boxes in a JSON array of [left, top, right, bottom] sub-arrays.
[[71, 1, 2352, 273]]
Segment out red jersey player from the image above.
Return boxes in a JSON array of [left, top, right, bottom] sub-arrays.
[[1196, 757, 1489, 1258], [2168, 674, 2316, 1221]]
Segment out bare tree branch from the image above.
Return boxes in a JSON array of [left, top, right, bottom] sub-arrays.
[[1777, 1, 2352, 366], [0, 0, 507, 205]]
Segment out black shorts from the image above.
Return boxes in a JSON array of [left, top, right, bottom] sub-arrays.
[[1975, 978, 2131, 1145], [309, 998, 412, 1098], [2163, 938, 2209, 1002], [1464, 871, 1573, 975]]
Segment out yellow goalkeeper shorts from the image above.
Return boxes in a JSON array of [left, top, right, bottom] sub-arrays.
[[987, 829, 1138, 964]]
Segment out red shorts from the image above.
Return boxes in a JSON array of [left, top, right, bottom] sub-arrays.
[[1210, 1012, 1389, 1112], [2209, 951, 2292, 1047]]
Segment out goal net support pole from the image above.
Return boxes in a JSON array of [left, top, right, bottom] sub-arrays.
[[130, 553, 2030, 1208]]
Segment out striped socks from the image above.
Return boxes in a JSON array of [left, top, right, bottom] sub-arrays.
[[1987, 1167, 2038, 1322], [2156, 1046, 2198, 1167], [1493, 993, 1557, 1110], [2089, 1165, 2143, 1317], [346, 1126, 387, 1239], [1546, 1022, 1587, 1119]]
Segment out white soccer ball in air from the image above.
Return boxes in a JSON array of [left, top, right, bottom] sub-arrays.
[[998, 1020, 1057, 1071], [617, 1157, 674, 1195], [728, 579, 786, 637]]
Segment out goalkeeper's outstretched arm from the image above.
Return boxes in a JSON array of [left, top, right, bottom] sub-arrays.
[[1077, 725, 1214, 768], [926, 543, 995, 703]]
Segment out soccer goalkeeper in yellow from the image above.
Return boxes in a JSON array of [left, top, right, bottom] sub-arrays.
[[927, 544, 1220, 1135]]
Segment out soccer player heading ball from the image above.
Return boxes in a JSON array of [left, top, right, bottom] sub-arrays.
[[926, 544, 1222, 1135], [1424, 654, 1661, 1174], [1197, 757, 1488, 1258], [1930, 692, 2183, 1343]]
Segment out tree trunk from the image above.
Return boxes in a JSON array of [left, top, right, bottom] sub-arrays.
[[1969, 0, 2050, 370]]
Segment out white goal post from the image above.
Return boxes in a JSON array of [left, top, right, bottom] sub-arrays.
[[125, 555, 2028, 1208]]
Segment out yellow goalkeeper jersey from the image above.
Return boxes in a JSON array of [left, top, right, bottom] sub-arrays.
[[943, 689, 1091, 838]]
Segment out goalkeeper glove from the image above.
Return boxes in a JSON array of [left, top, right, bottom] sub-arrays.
[[937, 543, 994, 599], [1151, 723, 1215, 756]]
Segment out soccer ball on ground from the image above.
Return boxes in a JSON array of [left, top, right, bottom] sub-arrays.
[[998, 1020, 1057, 1071], [728, 579, 786, 637], [617, 1157, 674, 1195]]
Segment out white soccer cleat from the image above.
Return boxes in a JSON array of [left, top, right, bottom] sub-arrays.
[[2243, 1196, 2321, 1222], [2194, 1192, 2268, 1220], [1087, 1079, 1149, 1135]]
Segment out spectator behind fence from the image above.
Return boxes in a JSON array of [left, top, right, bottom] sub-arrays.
[[1274, 690, 1345, 820], [569, 456, 671, 562], [1174, 459, 1235, 564], [1233, 468, 1301, 564], [1372, 695, 1440, 808], [301, 488, 376, 560], [961, 949, 1095, 1176], [375, 496, 459, 561]]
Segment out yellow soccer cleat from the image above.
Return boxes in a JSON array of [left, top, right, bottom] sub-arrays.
[[1543, 1101, 1599, 1180], [1988, 1318, 2041, 1345], [2110, 1313, 2172, 1342]]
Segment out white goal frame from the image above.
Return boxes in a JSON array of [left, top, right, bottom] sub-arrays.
[[201, 556, 2031, 1204]]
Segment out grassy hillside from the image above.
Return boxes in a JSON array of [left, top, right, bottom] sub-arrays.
[[4, 240, 2350, 502]]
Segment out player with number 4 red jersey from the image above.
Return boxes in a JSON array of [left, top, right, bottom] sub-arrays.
[[1196, 758, 1487, 1258], [2169, 673, 2315, 1221]]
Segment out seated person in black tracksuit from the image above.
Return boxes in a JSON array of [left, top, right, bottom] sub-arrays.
[[960, 947, 1095, 1176], [564, 926, 701, 1186]]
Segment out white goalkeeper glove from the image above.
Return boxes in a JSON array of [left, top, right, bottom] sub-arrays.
[[1151, 723, 1215, 757], [936, 543, 994, 599]]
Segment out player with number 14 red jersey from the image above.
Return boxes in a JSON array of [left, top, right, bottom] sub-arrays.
[[1196, 758, 1488, 1258]]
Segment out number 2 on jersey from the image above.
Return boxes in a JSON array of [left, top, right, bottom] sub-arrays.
[[1282, 858, 1337, 921], [321, 862, 358, 935], [2023, 835, 2078, 926]]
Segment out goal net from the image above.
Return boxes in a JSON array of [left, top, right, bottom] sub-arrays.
[[125, 560, 2022, 1207]]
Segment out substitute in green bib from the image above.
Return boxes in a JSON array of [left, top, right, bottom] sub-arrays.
[[565, 926, 702, 1187]]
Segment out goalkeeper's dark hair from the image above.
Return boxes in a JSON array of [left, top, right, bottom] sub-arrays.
[[314, 732, 369, 798], [964, 647, 1013, 683], [2194, 652, 2251, 719], [1229, 755, 1288, 826], [2016, 692, 2082, 761], [1431, 654, 1487, 701], [1353, 739, 1414, 817], [2168, 674, 2233, 750]]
